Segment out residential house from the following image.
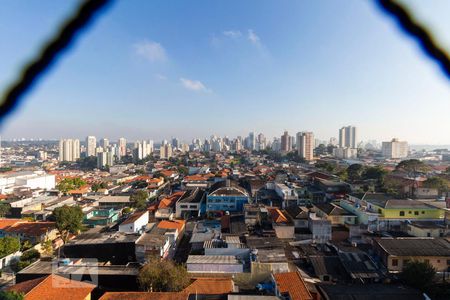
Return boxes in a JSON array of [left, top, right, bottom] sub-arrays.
[[284, 206, 309, 229], [155, 191, 185, 220], [309, 213, 332, 243], [267, 207, 295, 239], [374, 237, 450, 272], [175, 188, 206, 219], [83, 207, 119, 227], [405, 221, 448, 237], [3, 221, 57, 244], [157, 219, 186, 245], [119, 210, 149, 233], [313, 203, 357, 226], [341, 193, 445, 231], [7, 274, 96, 300], [272, 272, 313, 300]]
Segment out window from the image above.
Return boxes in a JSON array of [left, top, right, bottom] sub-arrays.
[[422, 211, 425, 214], [414, 211, 419, 215], [399, 211, 405, 216], [392, 259, 398, 266], [408, 211, 412, 214]]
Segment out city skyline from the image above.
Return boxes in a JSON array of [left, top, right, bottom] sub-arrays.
[[0, 1, 449, 144]]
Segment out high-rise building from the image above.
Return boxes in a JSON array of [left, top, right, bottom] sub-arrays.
[[100, 138, 109, 150], [172, 138, 180, 149], [86, 136, 97, 157], [59, 139, 80, 162], [160, 143, 173, 159], [118, 137, 127, 157], [382, 138, 408, 159], [256, 133, 266, 151], [339, 126, 357, 148], [280, 131, 291, 153], [97, 151, 114, 169], [248, 132, 256, 151], [296, 132, 314, 161]]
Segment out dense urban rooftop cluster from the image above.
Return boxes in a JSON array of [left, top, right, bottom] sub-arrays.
[[0, 130, 449, 300]]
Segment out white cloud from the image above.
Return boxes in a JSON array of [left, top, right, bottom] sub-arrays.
[[155, 74, 167, 80], [247, 29, 261, 46], [133, 40, 167, 62], [223, 30, 242, 39], [180, 78, 210, 92]]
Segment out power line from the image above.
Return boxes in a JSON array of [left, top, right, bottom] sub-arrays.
[[377, 0, 450, 79], [0, 0, 113, 122]]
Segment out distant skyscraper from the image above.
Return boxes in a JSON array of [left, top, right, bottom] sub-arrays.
[[339, 126, 357, 148], [172, 138, 180, 149], [118, 138, 127, 157], [257, 133, 266, 151], [97, 151, 114, 168], [382, 138, 408, 159], [280, 131, 291, 153], [160, 143, 173, 159], [100, 138, 109, 150], [297, 132, 314, 161], [248, 132, 256, 151], [86, 136, 97, 157], [59, 139, 80, 162]]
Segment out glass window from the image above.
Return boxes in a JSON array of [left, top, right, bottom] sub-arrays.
[[392, 259, 398, 266], [399, 211, 405, 216]]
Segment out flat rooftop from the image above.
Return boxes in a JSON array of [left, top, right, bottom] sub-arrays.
[[187, 255, 241, 265], [65, 232, 140, 245], [19, 260, 139, 276]]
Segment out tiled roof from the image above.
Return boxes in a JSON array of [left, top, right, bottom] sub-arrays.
[[268, 208, 289, 224], [273, 272, 313, 300], [8, 274, 95, 300], [158, 192, 185, 209], [0, 218, 22, 230], [121, 211, 148, 225], [100, 292, 187, 300], [157, 219, 185, 233], [375, 238, 450, 257], [4, 221, 55, 237], [183, 277, 234, 295]]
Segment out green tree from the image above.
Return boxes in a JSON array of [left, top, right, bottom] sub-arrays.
[[0, 291, 25, 300], [56, 177, 86, 194], [423, 176, 449, 195], [20, 240, 32, 252], [76, 156, 98, 170], [130, 190, 149, 211], [400, 260, 436, 291], [20, 249, 40, 262], [53, 205, 84, 243], [41, 239, 53, 256], [138, 258, 190, 292], [0, 203, 10, 217], [396, 159, 429, 178], [315, 161, 336, 173], [347, 164, 364, 182], [0, 237, 20, 257], [362, 166, 388, 188]]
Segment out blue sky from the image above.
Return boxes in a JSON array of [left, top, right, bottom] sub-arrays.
[[0, 0, 449, 144]]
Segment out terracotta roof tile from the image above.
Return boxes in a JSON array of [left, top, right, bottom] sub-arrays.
[[0, 218, 22, 230], [273, 272, 313, 300], [157, 220, 186, 233], [8, 274, 95, 300], [183, 277, 234, 295], [100, 292, 187, 300], [4, 222, 55, 237]]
